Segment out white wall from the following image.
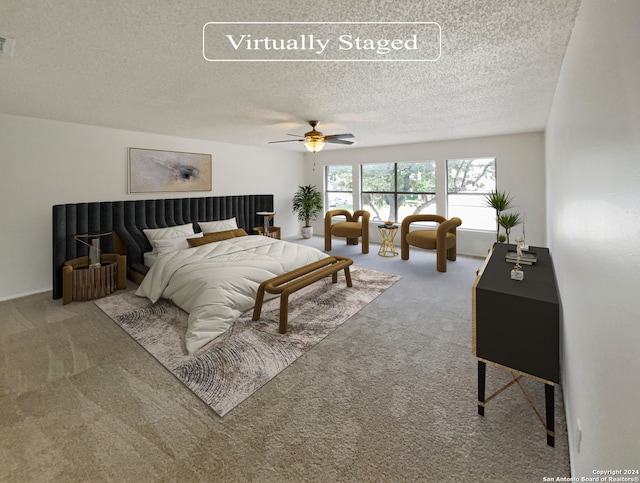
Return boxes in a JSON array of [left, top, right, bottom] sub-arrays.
[[546, 0, 640, 475], [0, 116, 545, 300], [303, 131, 546, 257], [0, 114, 305, 300]]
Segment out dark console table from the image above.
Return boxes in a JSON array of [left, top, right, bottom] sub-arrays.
[[472, 243, 560, 446]]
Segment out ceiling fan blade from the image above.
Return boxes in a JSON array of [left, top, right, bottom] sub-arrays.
[[286, 134, 305, 138], [324, 133, 355, 140], [268, 139, 303, 144], [326, 138, 355, 145]]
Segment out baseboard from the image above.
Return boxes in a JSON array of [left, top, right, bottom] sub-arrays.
[[0, 288, 51, 302]]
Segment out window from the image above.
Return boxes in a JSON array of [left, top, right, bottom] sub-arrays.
[[447, 158, 496, 230], [361, 161, 436, 223], [325, 165, 353, 210]]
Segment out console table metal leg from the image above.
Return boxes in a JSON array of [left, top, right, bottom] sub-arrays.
[[478, 360, 486, 416], [545, 383, 555, 447]]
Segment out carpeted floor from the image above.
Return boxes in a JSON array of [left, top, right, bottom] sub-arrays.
[[95, 266, 401, 416], [0, 236, 571, 482]]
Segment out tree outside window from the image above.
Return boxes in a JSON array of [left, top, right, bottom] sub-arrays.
[[325, 165, 353, 210], [361, 161, 436, 223], [447, 158, 496, 231]]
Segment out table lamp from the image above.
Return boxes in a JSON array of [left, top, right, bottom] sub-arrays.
[[73, 232, 112, 268], [256, 211, 276, 234]]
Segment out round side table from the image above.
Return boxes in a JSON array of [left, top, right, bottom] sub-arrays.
[[62, 253, 126, 305], [378, 224, 399, 257]]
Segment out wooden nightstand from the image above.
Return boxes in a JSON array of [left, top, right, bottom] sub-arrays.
[[253, 226, 281, 239], [62, 253, 126, 304]]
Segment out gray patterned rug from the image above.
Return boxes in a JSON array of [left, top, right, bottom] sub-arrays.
[[95, 266, 401, 416]]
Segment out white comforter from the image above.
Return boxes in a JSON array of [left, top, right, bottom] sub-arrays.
[[136, 235, 328, 354]]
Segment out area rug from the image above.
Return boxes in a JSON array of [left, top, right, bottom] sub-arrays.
[[95, 266, 401, 416]]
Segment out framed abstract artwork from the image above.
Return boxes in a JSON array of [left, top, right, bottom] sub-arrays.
[[128, 148, 212, 193]]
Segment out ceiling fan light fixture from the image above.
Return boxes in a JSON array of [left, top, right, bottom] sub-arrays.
[[304, 138, 325, 153], [269, 120, 353, 152]]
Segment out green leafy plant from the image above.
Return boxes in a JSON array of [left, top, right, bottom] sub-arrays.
[[292, 184, 323, 227], [484, 189, 515, 242], [498, 212, 522, 244]]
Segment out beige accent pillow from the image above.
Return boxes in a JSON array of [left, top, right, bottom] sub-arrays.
[[198, 217, 237, 233], [187, 228, 248, 247]]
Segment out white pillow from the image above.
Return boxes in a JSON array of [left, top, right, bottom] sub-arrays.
[[143, 223, 195, 253], [198, 217, 238, 233], [143, 251, 159, 268], [154, 232, 203, 256]]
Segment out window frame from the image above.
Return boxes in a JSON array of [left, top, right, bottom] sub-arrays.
[[360, 161, 437, 223]]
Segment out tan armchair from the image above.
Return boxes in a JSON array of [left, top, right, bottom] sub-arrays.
[[401, 215, 462, 272], [324, 210, 370, 254]]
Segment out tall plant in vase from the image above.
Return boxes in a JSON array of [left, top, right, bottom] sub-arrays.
[[484, 189, 514, 243], [292, 184, 323, 239], [498, 212, 522, 244]]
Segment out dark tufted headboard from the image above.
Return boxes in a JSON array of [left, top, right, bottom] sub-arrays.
[[52, 194, 274, 299]]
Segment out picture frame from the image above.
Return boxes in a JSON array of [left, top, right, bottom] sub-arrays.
[[128, 148, 212, 193]]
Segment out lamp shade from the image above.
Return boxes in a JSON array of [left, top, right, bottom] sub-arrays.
[[304, 138, 325, 153], [73, 232, 112, 268]]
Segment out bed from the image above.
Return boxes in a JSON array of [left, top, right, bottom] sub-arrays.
[[52, 194, 329, 354], [52, 194, 276, 297], [136, 230, 328, 353]]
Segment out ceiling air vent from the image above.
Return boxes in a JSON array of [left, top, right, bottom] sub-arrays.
[[0, 35, 16, 56]]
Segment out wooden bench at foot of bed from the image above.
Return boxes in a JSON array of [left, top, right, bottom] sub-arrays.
[[252, 256, 354, 333]]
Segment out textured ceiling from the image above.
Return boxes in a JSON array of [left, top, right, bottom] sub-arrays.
[[0, 0, 581, 151]]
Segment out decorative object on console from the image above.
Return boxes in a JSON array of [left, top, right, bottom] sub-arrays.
[[268, 120, 355, 153], [506, 249, 537, 265], [292, 184, 323, 238], [510, 237, 525, 281], [506, 253, 537, 265], [498, 212, 522, 244], [128, 147, 212, 193], [521, 214, 529, 250], [485, 189, 521, 243]]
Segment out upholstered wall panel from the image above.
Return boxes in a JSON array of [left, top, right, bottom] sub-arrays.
[[52, 194, 274, 299]]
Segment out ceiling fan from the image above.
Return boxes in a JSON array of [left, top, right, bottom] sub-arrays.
[[268, 120, 355, 153]]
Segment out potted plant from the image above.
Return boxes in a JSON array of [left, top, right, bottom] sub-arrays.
[[292, 184, 323, 239], [498, 212, 522, 244], [484, 189, 515, 243]]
